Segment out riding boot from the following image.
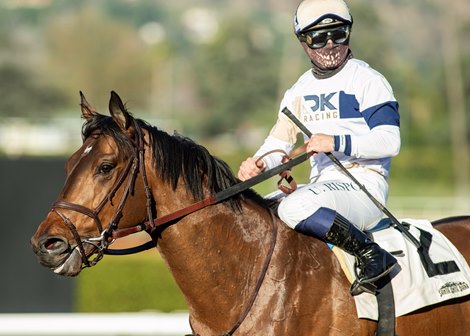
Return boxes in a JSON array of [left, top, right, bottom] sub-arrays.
[[294, 208, 397, 295], [324, 212, 397, 293]]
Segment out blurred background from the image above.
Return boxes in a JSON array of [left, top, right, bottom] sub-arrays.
[[0, 0, 468, 334]]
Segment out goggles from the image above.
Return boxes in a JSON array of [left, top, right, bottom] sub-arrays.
[[298, 25, 350, 49]]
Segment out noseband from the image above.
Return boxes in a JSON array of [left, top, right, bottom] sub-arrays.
[[51, 121, 154, 268]]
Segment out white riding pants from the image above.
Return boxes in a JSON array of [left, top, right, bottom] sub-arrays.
[[277, 168, 388, 231]]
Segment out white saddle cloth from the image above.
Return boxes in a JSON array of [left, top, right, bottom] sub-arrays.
[[334, 218, 470, 320]]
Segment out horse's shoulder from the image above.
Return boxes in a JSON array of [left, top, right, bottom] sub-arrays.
[[274, 219, 333, 264]]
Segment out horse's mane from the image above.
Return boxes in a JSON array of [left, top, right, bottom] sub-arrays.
[[82, 113, 270, 212]]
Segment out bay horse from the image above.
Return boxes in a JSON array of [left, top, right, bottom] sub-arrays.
[[31, 91, 470, 335]]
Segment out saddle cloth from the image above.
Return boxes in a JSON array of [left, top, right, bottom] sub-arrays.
[[333, 218, 470, 320]]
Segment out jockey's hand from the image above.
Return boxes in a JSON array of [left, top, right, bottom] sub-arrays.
[[237, 157, 266, 181], [305, 134, 334, 155]]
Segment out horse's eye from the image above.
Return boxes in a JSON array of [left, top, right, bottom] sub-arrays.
[[99, 163, 115, 174]]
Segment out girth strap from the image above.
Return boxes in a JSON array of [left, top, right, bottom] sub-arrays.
[[222, 209, 278, 336]]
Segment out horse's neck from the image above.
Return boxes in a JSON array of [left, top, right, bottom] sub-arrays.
[[152, 186, 275, 331]]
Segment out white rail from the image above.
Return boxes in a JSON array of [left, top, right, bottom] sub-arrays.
[[0, 312, 191, 336]]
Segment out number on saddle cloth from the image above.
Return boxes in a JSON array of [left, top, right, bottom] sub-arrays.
[[369, 219, 460, 278], [414, 225, 460, 277]]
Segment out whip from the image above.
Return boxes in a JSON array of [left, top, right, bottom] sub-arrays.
[[281, 107, 421, 248]]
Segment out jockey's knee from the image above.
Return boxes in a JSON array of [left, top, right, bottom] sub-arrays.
[[277, 195, 321, 230], [277, 201, 296, 229]]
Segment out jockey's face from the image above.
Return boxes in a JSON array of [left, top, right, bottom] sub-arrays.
[[298, 25, 350, 70]]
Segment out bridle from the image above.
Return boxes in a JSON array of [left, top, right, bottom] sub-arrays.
[[51, 120, 155, 268]]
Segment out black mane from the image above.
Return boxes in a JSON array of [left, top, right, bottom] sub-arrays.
[[82, 114, 269, 211]]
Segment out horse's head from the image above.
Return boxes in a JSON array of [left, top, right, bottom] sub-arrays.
[[31, 91, 150, 276]]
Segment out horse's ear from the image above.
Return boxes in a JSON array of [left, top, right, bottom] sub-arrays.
[[109, 91, 133, 132], [80, 91, 98, 121]]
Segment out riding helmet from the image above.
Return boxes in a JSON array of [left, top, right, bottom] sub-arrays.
[[294, 0, 353, 35]]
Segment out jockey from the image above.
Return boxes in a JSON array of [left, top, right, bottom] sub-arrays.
[[237, 0, 400, 294]]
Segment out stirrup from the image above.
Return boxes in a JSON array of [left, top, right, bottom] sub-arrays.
[[350, 280, 377, 296]]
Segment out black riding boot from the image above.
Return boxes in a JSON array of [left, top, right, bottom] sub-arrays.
[[325, 213, 397, 294]]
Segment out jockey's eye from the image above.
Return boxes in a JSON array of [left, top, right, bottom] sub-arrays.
[[98, 163, 115, 174]]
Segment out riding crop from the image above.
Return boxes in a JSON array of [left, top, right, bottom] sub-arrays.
[[281, 107, 421, 249]]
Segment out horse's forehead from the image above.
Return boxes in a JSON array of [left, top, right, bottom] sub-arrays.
[[88, 134, 119, 154], [83, 134, 120, 155], [66, 134, 119, 172]]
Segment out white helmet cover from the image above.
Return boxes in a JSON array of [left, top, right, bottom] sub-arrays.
[[294, 0, 353, 35]]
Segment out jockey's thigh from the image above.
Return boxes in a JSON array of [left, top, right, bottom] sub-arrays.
[[278, 169, 387, 231]]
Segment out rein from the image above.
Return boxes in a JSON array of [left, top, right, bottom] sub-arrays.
[[110, 146, 309, 242]]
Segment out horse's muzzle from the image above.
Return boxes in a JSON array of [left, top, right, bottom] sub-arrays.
[[30, 234, 82, 276]]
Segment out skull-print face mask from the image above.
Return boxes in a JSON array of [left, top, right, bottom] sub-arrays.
[[310, 43, 350, 69]]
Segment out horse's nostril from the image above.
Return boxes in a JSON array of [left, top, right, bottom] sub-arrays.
[[41, 237, 68, 253], [45, 238, 61, 249]]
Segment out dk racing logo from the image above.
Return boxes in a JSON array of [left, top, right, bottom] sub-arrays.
[[302, 93, 339, 122]]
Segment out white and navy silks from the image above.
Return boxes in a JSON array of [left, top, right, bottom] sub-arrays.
[[254, 59, 400, 236]]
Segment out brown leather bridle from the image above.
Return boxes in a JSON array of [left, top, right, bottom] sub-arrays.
[[50, 120, 155, 268]]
